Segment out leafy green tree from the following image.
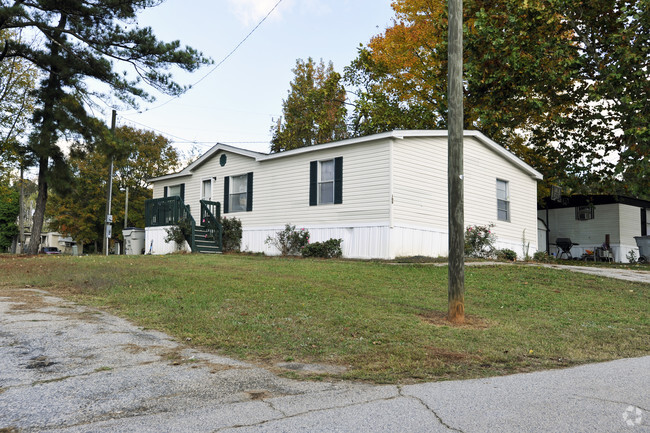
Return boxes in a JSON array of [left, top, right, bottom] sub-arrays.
[[0, 1, 211, 254], [0, 182, 19, 251], [345, 0, 649, 198], [271, 58, 348, 152], [47, 126, 179, 252], [0, 29, 38, 174]]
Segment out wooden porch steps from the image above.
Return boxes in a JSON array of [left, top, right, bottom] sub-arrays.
[[194, 226, 222, 254]]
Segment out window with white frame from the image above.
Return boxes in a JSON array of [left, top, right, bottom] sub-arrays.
[[497, 179, 510, 221], [310, 157, 342, 206], [201, 179, 212, 201], [167, 184, 183, 198], [229, 174, 248, 212], [319, 159, 335, 205]]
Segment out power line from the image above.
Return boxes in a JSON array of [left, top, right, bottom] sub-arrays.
[[127, 0, 284, 114], [118, 115, 270, 148]]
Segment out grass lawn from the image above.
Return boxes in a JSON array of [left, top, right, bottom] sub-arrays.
[[1, 254, 648, 384]]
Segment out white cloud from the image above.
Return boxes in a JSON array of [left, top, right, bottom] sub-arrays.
[[227, 0, 291, 26], [227, 0, 330, 26]]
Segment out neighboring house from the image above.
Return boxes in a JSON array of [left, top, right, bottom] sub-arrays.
[[23, 231, 77, 254], [538, 195, 650, 262], [147, 130, 543, 259]]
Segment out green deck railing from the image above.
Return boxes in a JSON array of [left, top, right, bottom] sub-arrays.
[[144, 196, 197, 252], [200, 200, 223, 251]]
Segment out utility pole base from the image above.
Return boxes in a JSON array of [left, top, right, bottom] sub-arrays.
[[447, 299, 465, 324]]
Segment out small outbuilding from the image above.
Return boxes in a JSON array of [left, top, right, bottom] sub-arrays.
[[147, 130, 543, 259], [538, 195, 650, 262]]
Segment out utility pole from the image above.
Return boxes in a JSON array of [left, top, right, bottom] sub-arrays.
[[447, 0, 465, 323], [124, 186, 129, 230], [18, 163, 25, 254], [104, 110, 116, 256]]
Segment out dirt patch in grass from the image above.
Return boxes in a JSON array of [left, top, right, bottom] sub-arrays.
[[418, 310, 493, 330], [3, 288, 53, 313], [54, 309, 104, 323], [425, 346, 472, 361]]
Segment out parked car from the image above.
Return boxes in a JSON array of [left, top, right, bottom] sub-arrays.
[[40, 247, 62, 255]]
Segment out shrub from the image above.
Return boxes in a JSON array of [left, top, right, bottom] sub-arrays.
[[265, 224, 310, 256], [533, 251, 554, 262], [496, 248, 517, 261], [302, 238, 343, 258], [464, 224, 496, 258], [164, 218, 193, 251], [626, 249, 637, 264], [221, 217, 242, 252]]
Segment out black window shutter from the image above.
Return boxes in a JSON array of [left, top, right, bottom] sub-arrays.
[[309, 161, 317, 206], [180, 184, 185, 201], [223, 177, 230, 214], [163, 186, 168, 198], [246, 172, 253, 212], [334, 157, 343, 204]]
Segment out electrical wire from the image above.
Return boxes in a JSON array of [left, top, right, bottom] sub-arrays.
[[118, 115, 270, 148], [127, 0, 284, 114]]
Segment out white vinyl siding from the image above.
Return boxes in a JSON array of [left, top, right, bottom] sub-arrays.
[[161, 141, 391, 228], [391, 136, 539, 256]]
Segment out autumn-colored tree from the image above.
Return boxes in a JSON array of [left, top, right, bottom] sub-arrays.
[[1, 1, 211, 254], [271, 58, 348, 152], [345, 0, 649, 198], [47, 126, 179, 252]]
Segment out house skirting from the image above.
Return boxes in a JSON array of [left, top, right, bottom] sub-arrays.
[[243, 222, 535, 260], [146, 222, 536, 259], [145, 226, 191, 255]]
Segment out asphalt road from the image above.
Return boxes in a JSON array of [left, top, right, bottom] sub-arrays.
[[0, 287, 648, 433]]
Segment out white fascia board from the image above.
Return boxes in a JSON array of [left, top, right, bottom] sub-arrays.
[[147, 171, 192, 183], [256, 131, 406, 161], [148, 143, 265, 182], [186, 143, 265, 170], [149, 130, 542, 182]]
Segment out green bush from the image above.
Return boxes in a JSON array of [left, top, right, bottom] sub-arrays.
[[221, 217, 242, 252], [265, 224, 310, 256], [464, 224, 496, 258], [164, 218, 193, 251], [533, 251, 554, 262], [302, 238, 343, 258], [496, 248, 517, 261]]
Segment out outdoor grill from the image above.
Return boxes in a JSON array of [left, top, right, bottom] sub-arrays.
[[555, 238, 578, 260]]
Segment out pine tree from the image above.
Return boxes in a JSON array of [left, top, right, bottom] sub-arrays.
[[271, 58, 348, 152], [0, 1, 211, 253]]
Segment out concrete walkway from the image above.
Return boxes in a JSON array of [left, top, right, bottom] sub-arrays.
[[531, 263, 650, 284], [0, 288, 648, 433]]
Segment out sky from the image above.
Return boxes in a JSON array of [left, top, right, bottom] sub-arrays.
[[109, 0, 396, 158]]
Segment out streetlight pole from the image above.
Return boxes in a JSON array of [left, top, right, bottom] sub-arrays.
[[104, 110, 116, 256], [447, 0, 465, 323]]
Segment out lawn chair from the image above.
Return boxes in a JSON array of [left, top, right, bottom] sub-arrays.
[[556, 238, 578, 260]]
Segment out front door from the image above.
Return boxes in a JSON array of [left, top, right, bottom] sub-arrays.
[[202, 179, 212, 201]]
